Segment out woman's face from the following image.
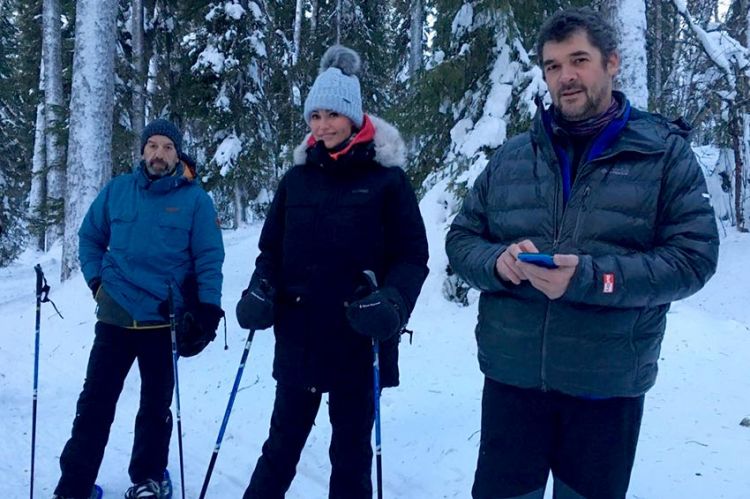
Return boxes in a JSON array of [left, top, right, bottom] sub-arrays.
[[309, 110, 354, 149]]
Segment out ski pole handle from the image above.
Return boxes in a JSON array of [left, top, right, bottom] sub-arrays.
[[362, 270, 378, 292], [34, 264, 43, 296]]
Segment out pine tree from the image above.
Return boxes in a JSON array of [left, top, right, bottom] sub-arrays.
[[184, 1, 277, 227], [398, 0, 591, 302], [0, 1, 31, 264]]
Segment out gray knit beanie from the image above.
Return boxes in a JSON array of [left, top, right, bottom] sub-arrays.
[[303, 45, 364, 128], [140, 118, 183, 155]]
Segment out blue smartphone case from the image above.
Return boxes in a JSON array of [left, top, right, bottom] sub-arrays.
[[517, 252, 558, 269]]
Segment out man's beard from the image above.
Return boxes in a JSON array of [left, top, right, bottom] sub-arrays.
[[555, 83, 608, 122], [146, 159, 175, 177]]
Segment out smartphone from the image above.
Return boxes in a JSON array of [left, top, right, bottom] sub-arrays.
[[517, 252, 558, 269]]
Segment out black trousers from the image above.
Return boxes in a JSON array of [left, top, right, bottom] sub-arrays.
[[55, 322, 174, 497], [472, 378, 644, 499], [244, 382, 375, 499]]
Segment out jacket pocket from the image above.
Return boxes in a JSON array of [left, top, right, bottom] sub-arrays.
[[109, 210, 136, 251], [158, 211, 192, 250]]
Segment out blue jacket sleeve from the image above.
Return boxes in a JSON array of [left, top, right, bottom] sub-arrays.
[[191, 191, 225, 306], [78, 183, 111, 285]]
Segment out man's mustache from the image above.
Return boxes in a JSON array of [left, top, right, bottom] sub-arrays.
[[149, 158, 168, 167], [559, 83, 586, 94]]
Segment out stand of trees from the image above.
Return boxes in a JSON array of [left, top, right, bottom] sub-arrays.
[[0, 0, 748, 275]]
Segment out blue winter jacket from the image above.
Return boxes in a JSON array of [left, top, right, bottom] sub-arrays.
[[79, 163, 224, 323]]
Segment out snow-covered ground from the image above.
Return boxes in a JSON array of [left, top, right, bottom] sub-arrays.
[[1, 221, 749, 498]]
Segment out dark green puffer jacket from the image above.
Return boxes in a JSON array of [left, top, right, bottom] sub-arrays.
[[446, 103, 719, 398]]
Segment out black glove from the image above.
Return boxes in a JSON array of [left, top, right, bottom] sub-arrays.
[[88, 277, 101, 299], [236, 279, 275, 330], [178, 302, 224, 357], [346, 287, 406, 341]]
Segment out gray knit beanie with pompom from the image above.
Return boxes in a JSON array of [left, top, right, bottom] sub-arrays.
[[303, 45, 364, 127]]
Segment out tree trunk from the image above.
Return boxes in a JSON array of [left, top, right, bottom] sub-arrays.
[[292, 0, 303, 66], [336, 0, 342, 44], [744, 0, 750, 231], [731, 106, 747, 231], [310, 0, 319, 35], [61, 0, 118, 280], [131, 0, 145, 163], [652, 0, 662, 110], [604, 0, 649, 109], [29, 58, 47, 251], [408, 0, 423, 76], [233, 182, 243, 229], [43, 0, 66, 246]]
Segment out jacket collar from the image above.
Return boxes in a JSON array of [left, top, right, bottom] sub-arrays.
[[135, 162, 189, 192], [532, 91, 677, 159], [293, 114, 406, 168]]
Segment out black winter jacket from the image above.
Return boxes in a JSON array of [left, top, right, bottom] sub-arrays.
[[250, 116, 429, 392], [446, 97, 719, 397]]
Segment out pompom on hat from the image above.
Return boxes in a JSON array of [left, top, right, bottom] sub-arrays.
[[303, 45, 364, 128]]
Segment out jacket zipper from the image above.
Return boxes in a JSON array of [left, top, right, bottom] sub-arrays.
[[538, 137, 662, 389], [542, 158, 592, 391], [571, 185, 592, 243]]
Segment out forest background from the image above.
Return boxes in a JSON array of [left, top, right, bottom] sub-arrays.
[[0, 0, 748, 292]]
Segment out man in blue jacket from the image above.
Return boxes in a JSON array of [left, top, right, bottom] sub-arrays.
[[53, 119, 225, 499], [446, 8, 719, 499]]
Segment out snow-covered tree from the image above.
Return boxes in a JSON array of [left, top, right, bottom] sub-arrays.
[[0, 1, 31, 264], [42, 0, 66, 246], [28, 58, 47, 251], [185, 1, 276, 226], [61, 0, 118, 279], [131, 0, 145, 162], [603, 0, 649, 108], [409, 0, 424, 76], [665, 0, 750, 231]]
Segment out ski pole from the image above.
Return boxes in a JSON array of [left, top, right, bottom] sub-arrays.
[[30, 265, 42, 499], [168, 283, 186, 499], [199, 328, 256, 499], [362, 270, 384, 499], [30, 264, 63, 499]]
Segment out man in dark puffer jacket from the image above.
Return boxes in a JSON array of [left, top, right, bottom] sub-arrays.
[[446, 8, 719, 499]]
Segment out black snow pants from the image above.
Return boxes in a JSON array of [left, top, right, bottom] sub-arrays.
[[472, 377, 644, 499], [54, 322, 174, 497], [244, 382, 375, 499]]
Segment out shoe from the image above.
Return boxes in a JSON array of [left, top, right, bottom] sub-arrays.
[[124, 479, 160, 498], [52, 486, 101, 499], [160, 470, 172, 499]]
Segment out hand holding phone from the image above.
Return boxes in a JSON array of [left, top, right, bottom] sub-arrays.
[[517, 252, 558, 269]]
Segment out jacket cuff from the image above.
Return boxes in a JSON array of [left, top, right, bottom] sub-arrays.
[[561, 254, 594, 303]]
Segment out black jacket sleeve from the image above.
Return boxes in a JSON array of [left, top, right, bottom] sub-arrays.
[[445, 155, 512, 293], [563, 136, 719, 307], [381, 168, 429, 316], [249, 174, 288, 289]]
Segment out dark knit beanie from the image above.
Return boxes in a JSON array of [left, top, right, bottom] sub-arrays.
[[140, 118, 183, 154]]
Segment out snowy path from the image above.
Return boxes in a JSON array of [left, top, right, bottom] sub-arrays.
[[1, 228, 748, 498]]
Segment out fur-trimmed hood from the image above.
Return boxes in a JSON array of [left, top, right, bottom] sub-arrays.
[[293, 114, 406, 168]]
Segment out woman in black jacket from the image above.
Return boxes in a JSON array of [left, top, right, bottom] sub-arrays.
[[236, 45, 429, 498]]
